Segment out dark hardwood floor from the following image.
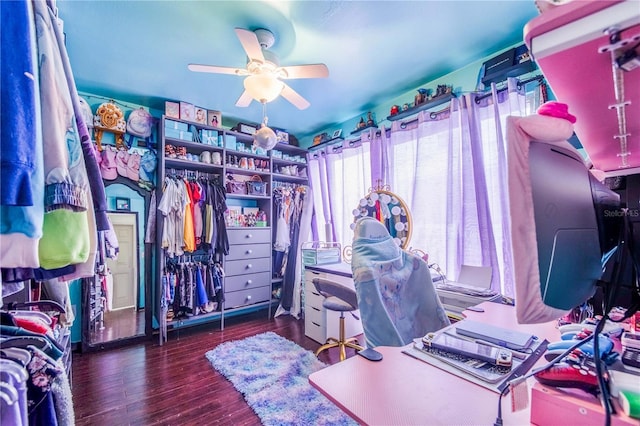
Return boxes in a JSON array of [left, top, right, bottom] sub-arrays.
[[71, 309, 357, 426]]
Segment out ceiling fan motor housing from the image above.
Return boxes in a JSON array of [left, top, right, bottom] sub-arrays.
[[254, 28, 275, 49]]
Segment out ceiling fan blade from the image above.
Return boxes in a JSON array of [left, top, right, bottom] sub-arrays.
[[188, 63, 247, 75], [280, 64, 329, 79], [280, 83, 310, 110], [235, 28, 265, 63], [235, 90, 254, 108]]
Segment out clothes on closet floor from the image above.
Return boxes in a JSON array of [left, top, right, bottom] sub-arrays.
[[0, 305, 74, 426], [1, 0, 113, 305], [162, 259, 225, 320], [157, 175, 229, 259]]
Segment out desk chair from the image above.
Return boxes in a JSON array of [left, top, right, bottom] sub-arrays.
[[351, 217, 450, 348], [312, 278, 364, 361]]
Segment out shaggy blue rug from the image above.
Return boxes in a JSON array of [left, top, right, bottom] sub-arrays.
[[205, 331, 358, 426]]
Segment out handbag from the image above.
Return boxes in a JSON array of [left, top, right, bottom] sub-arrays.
[[246, 175, 267, 196], [226, 176, 246, 194]]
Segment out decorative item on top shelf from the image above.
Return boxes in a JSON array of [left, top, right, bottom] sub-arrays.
[[275, 129, 289, 144], [207, 110, 222, 128], [350, 112, 377, 135], [194, 106, 207, 125], [414, 88, 430, 106], [165, 101, 180, 119], [179, 101, 195, 122], [313, 132, 329, 146], [386, 90, 455, 122]]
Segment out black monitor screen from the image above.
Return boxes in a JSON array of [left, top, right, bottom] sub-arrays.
[[506, 116, 624, 324]]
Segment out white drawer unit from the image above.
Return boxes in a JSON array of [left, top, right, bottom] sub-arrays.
[[303, 265, 363, 345]]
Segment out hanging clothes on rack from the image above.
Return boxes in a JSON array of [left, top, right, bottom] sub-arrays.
[[1, 299, 75, 426], [274, 185, 313, 318], [1, 0, 112, 307], [163, 257, 224, 319], [157, 174, 229, 258]]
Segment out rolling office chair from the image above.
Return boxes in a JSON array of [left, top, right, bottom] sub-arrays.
[[312, 278, 365, 361]]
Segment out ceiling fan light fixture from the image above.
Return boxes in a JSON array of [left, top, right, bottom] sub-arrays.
[[243, 74, 284, 103]]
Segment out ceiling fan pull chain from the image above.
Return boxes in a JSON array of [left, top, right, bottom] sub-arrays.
[[262, 102, 269, 127]]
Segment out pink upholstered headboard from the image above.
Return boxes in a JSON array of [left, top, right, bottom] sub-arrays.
[[524, 0, 640, 174]]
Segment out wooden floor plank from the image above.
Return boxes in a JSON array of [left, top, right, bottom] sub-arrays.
[[72, 309, 354, 425]]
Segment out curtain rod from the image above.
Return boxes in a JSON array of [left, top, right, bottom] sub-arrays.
[[474, 74, 544, 103]]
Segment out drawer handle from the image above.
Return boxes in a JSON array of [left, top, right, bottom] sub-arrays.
[[312, 321, 321, 327], [246, 264, 252, 269], [311, 307, 320, 312], [246, 234, 252, 239], [246, 295, 252, 301], [246, 280, 252, 286], [246, 249, 253, 254]]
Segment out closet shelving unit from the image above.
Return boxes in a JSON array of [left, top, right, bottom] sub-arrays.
[[155, 116, 309, 342]]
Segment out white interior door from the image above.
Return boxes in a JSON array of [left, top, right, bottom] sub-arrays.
[[107, 212, 138, 311]]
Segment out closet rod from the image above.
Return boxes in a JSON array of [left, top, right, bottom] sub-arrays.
[[474, 74, 544, 103]]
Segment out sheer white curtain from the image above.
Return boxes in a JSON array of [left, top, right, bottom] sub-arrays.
[[386, 78, 532, 296], [307, 131, 375, 249], [308, 78, 538, 297]]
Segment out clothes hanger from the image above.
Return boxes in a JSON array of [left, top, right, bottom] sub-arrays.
[[0, 336, 59, 360], [5, 300, 66, 315], [0, 382, 18, 406], [0, 348, 32, 368], [7, 310, 53, 326], [0, 359, 29, 426]]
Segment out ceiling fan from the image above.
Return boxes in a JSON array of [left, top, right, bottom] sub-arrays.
[[188, 28, 329, 110]]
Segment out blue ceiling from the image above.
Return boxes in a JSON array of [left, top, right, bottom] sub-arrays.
[[56, 0, 539, 139]]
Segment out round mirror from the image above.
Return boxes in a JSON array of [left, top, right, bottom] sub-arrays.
[[350, 187, 412, 249]]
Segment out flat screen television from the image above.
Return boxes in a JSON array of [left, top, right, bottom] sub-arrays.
[[506, 117, 638, 324]]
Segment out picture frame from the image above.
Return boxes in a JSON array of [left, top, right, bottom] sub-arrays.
[[194, 106, 207, 125], [165, 101, 180, 119], [179, 102, 195, 122], [115, 197, 130, 211], [332, 129, 343, 139], [208, 110, 222, 128], [276, 129, 289, 144]]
